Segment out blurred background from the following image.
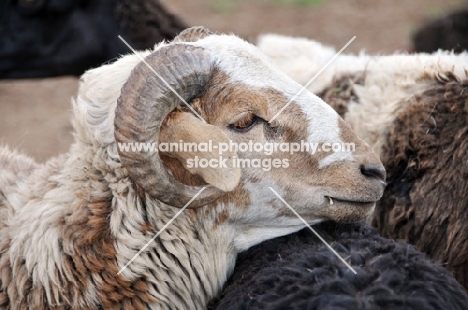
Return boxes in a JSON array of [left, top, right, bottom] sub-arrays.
[[1, 0, 466, 161], [166, 0, 464, 53]]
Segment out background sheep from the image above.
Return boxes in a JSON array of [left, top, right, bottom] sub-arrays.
[[209, 221, 468, 310], [412, 8, 468, 53], [257, 34, 468, 290], [0, 27, 386, 309], [0, 0, 187, 78]]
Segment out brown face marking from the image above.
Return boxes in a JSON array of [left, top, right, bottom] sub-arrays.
[[191, 69, 275, 126], [192, 74, 329, 208], [158, 67, 382, 224]]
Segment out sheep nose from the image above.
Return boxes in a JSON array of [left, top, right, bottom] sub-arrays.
[[360, 163, 386, 182]]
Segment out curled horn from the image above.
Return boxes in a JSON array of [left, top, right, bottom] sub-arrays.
[[115, 30, 224, 208]]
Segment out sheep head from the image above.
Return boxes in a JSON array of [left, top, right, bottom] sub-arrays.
[[113, 27, 385, 247]]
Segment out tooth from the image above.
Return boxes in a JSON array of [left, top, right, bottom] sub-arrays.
[[329, 197, 334, 205]]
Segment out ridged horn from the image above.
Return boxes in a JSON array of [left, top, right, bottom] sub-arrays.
[[173, 26, 214, 43], [115, 42, 225, 208]]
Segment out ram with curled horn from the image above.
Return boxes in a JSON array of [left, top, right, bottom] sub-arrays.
[[0, 27, 385, 309]]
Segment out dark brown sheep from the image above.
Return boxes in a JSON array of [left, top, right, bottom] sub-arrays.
[[0, 0, 187, 79], [412, 9, 468, 53], [374, 74, 468, 289], [209, 221, 468, 310]]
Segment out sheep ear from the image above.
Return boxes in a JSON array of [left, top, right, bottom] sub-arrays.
[[160, 111, 241, 192]]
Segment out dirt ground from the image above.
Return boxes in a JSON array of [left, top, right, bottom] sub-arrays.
[[0, 0, 465, 162]]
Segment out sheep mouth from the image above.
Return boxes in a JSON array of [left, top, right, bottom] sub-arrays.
[[325, 196, 376, 208]]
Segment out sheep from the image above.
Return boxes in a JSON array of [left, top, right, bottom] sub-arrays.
[[208, 221, 468, 310], [0, 27, 386, 309], [257, 34, 468, 290], [0, 0, 187, 79], [412, 9, 468, 53]]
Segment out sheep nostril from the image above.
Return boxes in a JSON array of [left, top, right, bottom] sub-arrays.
[[360, 163, 386, 182]]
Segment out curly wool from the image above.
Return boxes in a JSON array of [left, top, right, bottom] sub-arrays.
[[374, 73, 468, 289], [209, 221, 468, 310]]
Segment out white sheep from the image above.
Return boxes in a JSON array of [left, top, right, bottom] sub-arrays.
[[0, 27, 385, 309], [257, 34, 468, 290]]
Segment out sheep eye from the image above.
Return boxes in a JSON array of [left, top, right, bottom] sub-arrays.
[[229, 113, 259, 132]]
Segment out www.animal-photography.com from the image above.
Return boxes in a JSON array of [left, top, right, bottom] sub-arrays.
[[1, 0, 467, 309]]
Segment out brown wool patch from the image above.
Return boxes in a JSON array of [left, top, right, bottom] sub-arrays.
[[373, 74, 468, 290], [0, 252, 49, 309], [318, 73, 365, 117], [58, 192, 157, 309]]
